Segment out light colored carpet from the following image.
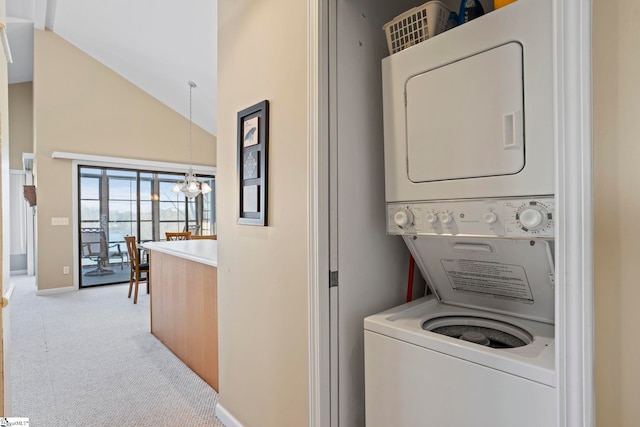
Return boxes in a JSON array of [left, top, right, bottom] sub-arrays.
[[8, 275, 225, 427]]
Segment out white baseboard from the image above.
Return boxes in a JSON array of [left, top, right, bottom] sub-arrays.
[[36, 286, 75, 296], [216, 403, 244, 427], [10, 270, 27, 276]]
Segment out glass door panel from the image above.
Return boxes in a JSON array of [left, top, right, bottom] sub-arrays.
[[78, 166, 215, 288]]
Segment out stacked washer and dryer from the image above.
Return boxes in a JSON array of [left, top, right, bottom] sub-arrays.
[[365, 0, 558, 426]]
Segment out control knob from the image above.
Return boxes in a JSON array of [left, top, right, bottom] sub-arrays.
[[519, 208, 544, 229], [440, 213, 453, 224], [483, 212, 498, 224], [425, 213, 438, 224], [393, 208, 414, 228], [516, 202, 552, 232]]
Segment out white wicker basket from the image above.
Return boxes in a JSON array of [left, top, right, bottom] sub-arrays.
[[383, 1, 453, 55]]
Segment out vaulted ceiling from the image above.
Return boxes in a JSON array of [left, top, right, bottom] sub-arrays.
[[5, 0, 218, 135]]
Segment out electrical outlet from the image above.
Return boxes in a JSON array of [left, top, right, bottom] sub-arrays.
[[63, 266, 70, 275]]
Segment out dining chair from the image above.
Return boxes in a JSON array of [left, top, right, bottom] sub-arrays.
[[124, 236, 149, 304], [166, 231, 192, 241], [189, 235, 217, 240]]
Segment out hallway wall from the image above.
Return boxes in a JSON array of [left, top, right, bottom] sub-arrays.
[[593, 0, 640, 424], [217, 1, 309, 426]]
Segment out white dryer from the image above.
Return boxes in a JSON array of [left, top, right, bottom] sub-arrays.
[[382, 0, 555, 202]]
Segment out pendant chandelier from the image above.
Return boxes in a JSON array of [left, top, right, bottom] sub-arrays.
[[172, 81, 212, 199]]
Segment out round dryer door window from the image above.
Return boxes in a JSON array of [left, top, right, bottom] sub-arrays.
[[422, 315, 533, 349]]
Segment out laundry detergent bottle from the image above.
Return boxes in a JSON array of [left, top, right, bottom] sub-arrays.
[[458, 0, 485, 24]]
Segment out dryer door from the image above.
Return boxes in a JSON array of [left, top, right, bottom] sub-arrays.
[[406, 42, 524, 183]]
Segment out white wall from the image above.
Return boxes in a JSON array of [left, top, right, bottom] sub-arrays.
[[333, 1, 431, 424], [6, 0, 34, 21], [5, 18, 34, 84]]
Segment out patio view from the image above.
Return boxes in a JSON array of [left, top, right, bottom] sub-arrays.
[[78, 166, 215, 287]]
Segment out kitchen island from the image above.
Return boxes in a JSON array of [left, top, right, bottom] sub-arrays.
[[141, 239, 218, 391]]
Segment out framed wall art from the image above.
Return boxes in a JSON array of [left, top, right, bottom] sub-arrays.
[[237, 100, 269, 226]]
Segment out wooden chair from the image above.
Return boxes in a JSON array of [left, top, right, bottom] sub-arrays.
[[124, 236, 149, 304], [189, 235, 217, 240], [166, 231, 192, 241]]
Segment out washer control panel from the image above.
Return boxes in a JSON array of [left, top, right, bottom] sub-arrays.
[[387, 197, 555, 238]]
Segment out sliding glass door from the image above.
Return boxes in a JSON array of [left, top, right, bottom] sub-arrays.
[[78, 166, 215, 287]]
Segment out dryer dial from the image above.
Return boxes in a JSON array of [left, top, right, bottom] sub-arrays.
[[393, 208, 414, 228]]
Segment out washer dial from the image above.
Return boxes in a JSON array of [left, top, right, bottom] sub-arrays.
[[515, 201, 552, 232]]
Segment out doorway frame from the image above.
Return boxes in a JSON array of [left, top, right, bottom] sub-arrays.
[[306, 0, 594, 426], [307, 0, 330, 425]]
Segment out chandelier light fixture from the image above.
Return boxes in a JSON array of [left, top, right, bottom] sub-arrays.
[[172, 81, 212, 199]]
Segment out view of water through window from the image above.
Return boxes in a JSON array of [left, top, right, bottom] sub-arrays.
[[78, 166, 215, 287]]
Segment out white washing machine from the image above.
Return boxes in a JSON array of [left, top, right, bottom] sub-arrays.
[[364, 297, 556, 427], [365, 198, 557, 426]]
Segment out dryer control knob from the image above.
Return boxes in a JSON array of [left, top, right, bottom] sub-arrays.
[[440, 213, 453, 224], [393, 209, 414, 228], [425, 213, 438, 224], [483, 212, 498, 224], [519, 208, 544, 230]]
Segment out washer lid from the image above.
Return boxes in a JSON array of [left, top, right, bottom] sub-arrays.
[[405, 237, 555, 323]]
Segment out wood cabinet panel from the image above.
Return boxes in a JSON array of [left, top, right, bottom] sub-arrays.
[[150, 251, 218, 391]]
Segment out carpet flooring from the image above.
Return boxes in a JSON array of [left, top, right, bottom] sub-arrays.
[[8, 275, 225, 427]]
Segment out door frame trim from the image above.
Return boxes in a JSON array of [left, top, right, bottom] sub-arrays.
[[554, 0, 594, 425], [307, 0, 331, 426]]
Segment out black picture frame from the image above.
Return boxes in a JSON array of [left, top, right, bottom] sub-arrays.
[[237, 100, 269, 226]]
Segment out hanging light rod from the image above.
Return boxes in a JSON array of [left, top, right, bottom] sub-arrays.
[[172, 81, 212, 199], [0, 23, 13, 64]]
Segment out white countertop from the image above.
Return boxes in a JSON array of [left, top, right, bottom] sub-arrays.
[[139, 240, 218, 267]]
